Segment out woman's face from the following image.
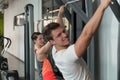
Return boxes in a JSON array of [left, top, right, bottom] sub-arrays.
[[35, 34, 44, 47]]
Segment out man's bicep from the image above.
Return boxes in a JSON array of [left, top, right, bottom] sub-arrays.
[[74, 34, 91, 58]]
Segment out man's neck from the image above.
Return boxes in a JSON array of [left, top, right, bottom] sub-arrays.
[[55, 45, 68, 53]]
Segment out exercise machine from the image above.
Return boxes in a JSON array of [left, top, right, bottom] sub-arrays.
[[0, 36, 19, 80]]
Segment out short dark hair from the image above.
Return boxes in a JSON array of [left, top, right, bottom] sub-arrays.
[[43, 22, 60, 41], [31, 32, 43, 41]]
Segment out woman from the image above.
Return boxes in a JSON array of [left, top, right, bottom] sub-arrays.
[[31, 32, 56, 80]]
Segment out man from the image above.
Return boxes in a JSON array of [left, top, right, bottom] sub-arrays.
[[43, 0, 111, 80]]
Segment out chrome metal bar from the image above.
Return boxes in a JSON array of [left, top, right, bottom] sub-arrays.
[[39, 17, 58, 21]]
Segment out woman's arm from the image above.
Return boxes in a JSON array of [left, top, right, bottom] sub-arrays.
[[38, 42, 52, 54], [36, 42, 52, 61], [36, 20, 40, 32]]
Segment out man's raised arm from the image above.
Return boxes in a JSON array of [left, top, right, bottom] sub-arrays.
[[57, 5, 65, 27], [74, 0, 111, 57]]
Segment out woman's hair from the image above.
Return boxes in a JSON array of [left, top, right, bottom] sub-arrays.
[[31, 32, 43, 41]]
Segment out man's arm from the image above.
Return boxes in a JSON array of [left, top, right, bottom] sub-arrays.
[[36, 5, 65, 60], [57, 5, 65, 27], [74, 0, 111, 57]]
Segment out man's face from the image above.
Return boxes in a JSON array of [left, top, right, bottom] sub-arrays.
[[51, 27, 70, 47]]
